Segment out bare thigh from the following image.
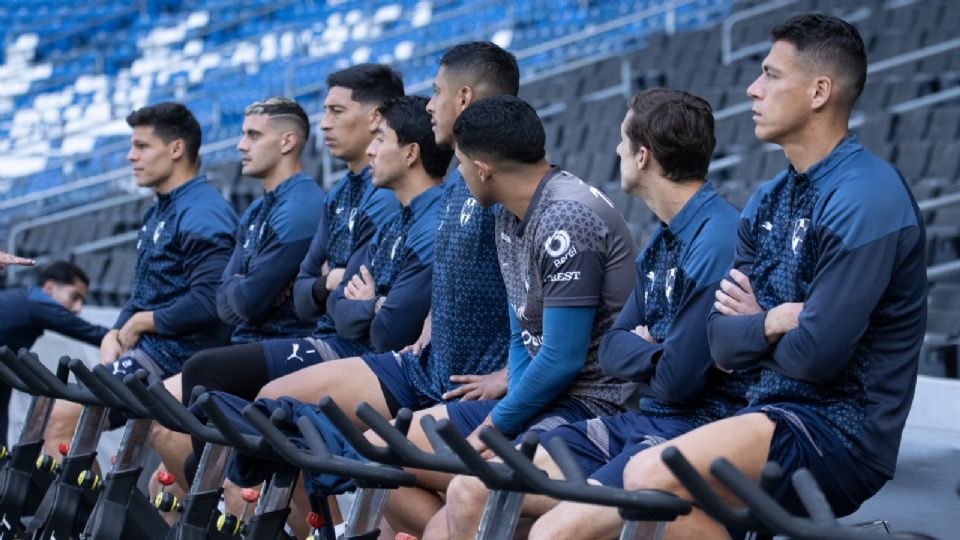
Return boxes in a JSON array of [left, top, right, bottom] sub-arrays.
[[258, 357, 390, 429]]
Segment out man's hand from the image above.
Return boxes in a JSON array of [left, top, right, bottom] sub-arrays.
[[325, 267, 346, 291], [443, 369, 507, 401], [632, 325, 657, 344], [118, 311, 155, 351], [0, 251, 35, 270], [344, 266, 376, 300], [400, 312, 432, 355], [764, 302, 804, 344], [100, 330, 124, 365], [466, 415, 496, 459], [714, 269, 762, 316]]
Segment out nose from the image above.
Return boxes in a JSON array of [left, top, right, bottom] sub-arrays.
[[426, 95, 436, 114], [126, 147, 136, 162], [319, 113, 332, 131], [746, 74, 763, 99]]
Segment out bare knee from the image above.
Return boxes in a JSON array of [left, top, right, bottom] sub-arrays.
[[446, 474, 488, 518], [623, 447, 677, 494], [257, 379, 286, 400]]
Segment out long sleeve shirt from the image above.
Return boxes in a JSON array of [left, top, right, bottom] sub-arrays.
[[706, 134, 926, 478], [599, 182, 753, 428], [314, 184, 444, 357], [292, 167, 399, 321], [218, 173, 325, 342], [116, 176, 238, 374], [0, 287, 107, 351]]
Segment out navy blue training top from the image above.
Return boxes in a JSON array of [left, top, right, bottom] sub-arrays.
[[315, 184, 444, 356], [706, 134, 926, 478], [401, 170, 511, 402], [116, 176, 238, 374], [0, 287, 108, 352], [599, 182, 754, 427], [292, 167, 399, 321], [218, 173, 325, 343]]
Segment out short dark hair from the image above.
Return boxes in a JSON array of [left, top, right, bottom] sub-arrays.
[[771, 13, 867, 111], [37, 260, 89, 288], [326, 63, 405, 106], [453, 96, 545, 165], [245, 96, 311, 144], [439, 42, 520, 97], [126, 102, 202, 165], [378, 96, 454, 180], [626, 88, 716, 182]]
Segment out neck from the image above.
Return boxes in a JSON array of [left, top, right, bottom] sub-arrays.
[[260, 161, 303, 193], [155, 167, 198, 195], [346, 155, 370, 175], [633, 176, 704, 225], [392, 168, 441, 207], [499, 161, 553, 220], [780, 116, 849, 173]]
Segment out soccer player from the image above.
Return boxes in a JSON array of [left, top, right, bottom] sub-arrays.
[[441, 88, 755, 539], [383, 95, 638, 537], [149, 96, 323, 495], [255, 41, 518, 427], [0, 261, 108, 446], [178, 64, 403, 405], [216, 97, 325, 343], [42, 102, 238, 460], [542, 14, 926, 539]]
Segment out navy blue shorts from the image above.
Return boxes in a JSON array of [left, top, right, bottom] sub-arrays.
[[361, 348, 435, 416], [106, 348, 166, 429], [740, 403, 888, 517], [445, 397, 596, 438], [262, 336, 369, 381], [538, 412, 694, 488]]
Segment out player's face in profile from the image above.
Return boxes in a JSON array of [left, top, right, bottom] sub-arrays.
[[747, 40, 813, 145], [43, 278, 87, 314], [127, 125, 177, 190], [616, 111, 641, 193], [237, 113, 282, 179], [366, 120, 406, 189], [320, 86, 374, 163], [426, 66, 459, 147], [454, 146, 491, 207]]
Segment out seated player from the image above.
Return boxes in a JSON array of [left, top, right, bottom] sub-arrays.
[[440, 88, 757, 539], [216, 96, 325, 343], [179, 63, 404, 406], [381, 95, 639, 537], [41, 102, 238, 460], [534, 14, 927, 539], [255, 41, 521, 426], [149, 96, 323, 497], [0, 261, 108, 447]]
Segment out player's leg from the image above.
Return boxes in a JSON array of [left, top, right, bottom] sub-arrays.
[[257, 355, 392, 429], [530, 413, 774, 539]]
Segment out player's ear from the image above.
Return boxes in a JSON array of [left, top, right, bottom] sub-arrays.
[[458, 85, 475, 112], [475, 160, 493, 182]]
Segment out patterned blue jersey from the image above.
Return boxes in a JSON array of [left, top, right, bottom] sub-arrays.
[[316, 185, 443, 355], [219, 173, 325, 343], [292, 167, 399, 321], [599, 182, 754, 427], [707, 134, 926, 477], [117, 176, 238, 374], [400, 171, 511, 402]]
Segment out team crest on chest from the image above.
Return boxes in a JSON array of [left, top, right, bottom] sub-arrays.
[[791, 219, 811, 254], [460, 198, 477, 226], [152, 221, 166, 244], [348, 208, 358, 232]]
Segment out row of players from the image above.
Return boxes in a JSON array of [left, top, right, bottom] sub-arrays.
[[0, 13, 925, 540]]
